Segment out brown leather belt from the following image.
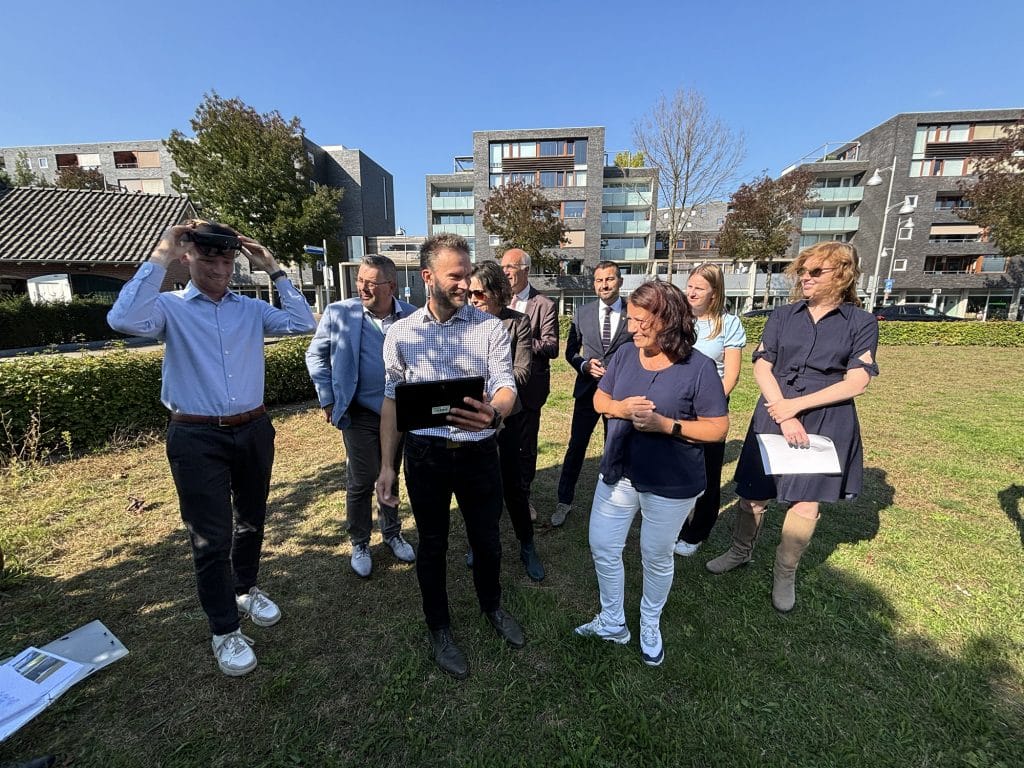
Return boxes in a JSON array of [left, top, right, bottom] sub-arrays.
[[170, 405, 267, 427]]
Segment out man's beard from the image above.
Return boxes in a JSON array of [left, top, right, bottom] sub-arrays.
[[430, 280, 464, 315]]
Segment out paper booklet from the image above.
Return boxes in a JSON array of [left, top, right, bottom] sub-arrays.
[[756, 433, 842, 475]]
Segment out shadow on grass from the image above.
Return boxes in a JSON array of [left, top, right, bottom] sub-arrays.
[[997, 484, 1024, 548]]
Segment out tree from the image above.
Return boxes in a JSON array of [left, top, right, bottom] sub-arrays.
[[718, 170, 816, 307], [480, 180, 568, 271], [56, 166, 106, 190], [0, 169, 11, 188], [166, 92, 343, 264], [634, 87, 745, 282], [614, 150, 645, 168], [12, 151, 49, 187], [959, 122, 1024, 256]]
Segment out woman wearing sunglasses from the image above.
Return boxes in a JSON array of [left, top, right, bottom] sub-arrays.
[[707, 242, 879, 612], [574, 280, 728, 665], [465, 260, 545, 581], [674, 263, 747, 557]]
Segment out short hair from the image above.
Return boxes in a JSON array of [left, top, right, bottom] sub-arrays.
[[593, 260, 621, 278], [688, 263, 726, 339], [628, 280, 696, 361], [361, 254, 397, 283], [785, 241, 861, 306], [471, 261, 514, 306], [420, 233, 470, 271]]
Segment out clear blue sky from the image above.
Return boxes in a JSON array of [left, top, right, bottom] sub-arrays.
[[4, 0, 1021, 234]]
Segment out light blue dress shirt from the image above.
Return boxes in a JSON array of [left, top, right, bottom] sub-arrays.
[[107, 261, 316, 416]]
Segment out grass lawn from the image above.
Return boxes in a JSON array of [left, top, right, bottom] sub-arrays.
[[1, 345, 1022, 768]]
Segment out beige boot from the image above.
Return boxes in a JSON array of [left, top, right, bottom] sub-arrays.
[[772, 510, 819, 613], [705, 500, 765, 574]]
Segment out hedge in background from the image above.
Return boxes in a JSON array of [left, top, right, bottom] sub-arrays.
[[0, 336, 315, 458], [739, 317, 1024, 347], [0, 295, 127, 350]]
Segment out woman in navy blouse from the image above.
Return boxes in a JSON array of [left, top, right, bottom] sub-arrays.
[[574, 281, 729, 666], [706, 242, 879, 613]]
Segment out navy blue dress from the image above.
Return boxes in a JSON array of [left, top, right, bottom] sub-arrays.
[[734, 301, 879, 503]]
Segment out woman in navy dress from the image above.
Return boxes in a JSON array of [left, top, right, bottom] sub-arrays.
[[706, 242, 879, 612]]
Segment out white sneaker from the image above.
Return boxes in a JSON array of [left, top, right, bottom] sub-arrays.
[[640, 623, 664, 667], [236, 587, 281, 627], [211, 629, 256, 676], [386, 534, 416, 563], [351, 543, 372, 577], [673, 540, 701, 557], [573, 614, 630, 644]]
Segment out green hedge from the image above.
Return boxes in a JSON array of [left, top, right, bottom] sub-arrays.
[[0, 295, 127, 349], [0, 337, 315, 458]]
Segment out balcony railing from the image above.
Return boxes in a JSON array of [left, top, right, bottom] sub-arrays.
[[431, 223, 474, 236], [800, 216, 860, 233], [808, 187, 864, 203], [600, 221, 651, 235], [602, 191, 652, 208], [601, 247, 650, 261], [431, 195, 474, 211]]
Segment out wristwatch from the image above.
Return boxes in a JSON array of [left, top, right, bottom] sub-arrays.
[[268, 269, 287, 282], [671, 421, 682, 438], [489, 408, 504, 431]]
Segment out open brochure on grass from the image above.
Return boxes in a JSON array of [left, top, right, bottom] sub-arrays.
[[0, 620, 128, 743], [756, 433, 842, 475]]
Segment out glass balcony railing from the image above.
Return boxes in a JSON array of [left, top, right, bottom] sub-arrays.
[[800, 216, 860, 233], [602, 191, 652, 208], [808, 187, 864, 204], [600, 221, 651, 235], [601, 247, 650, 261], [431, 195, 474, 211], [431, 223, 474, 236]]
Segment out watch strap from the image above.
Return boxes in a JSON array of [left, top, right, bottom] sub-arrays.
[[268, 269, 287, 282]]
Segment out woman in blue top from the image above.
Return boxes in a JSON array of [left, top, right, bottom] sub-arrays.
[[674, 263, 747, 557], [706, 242, 879, 613], [574, 281, 729, 666]]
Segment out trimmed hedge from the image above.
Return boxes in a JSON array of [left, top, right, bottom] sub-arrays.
[[0, 295, 127, 349], [0, 337, 315, 458]]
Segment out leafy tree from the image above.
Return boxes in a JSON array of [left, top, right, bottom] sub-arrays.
[[614, 150, 645, 168], [0, 169, 11, 188], [166, 92, 343, 264], [959, 122, 1024, 256], [13, 151, 49, 187], [480, 180, 567, 271], [718, 170, 816, 307], [634, 87, 745, 282], [56, 166, 106, 190]]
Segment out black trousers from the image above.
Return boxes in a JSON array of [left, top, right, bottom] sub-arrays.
[[517, 405, 543, 504], [403, 434, 503, 630], [678, 439, 726, 544], [496, 411, 534, 545], [557, 394, 606, 506], [166, 415, 275, 635]]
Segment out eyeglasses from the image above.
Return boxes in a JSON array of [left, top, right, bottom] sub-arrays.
[[502, 264, 526, 272], [356, 278, 392, 290], [468, 289, 490, 299], [796, 267, 836, 278]]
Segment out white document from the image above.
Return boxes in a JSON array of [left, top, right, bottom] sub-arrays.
[[0, 648, 85, 741], [756, 433, 842, 475]]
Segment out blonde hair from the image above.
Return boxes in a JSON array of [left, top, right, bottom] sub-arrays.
[[786, 242, 861, 306], [688, 263, 726, 340]]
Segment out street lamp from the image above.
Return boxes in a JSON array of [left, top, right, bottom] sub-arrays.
[[866, 163, 916, 309]]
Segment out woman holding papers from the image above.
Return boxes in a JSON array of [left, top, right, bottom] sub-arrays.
[[574, 281, 728, 666], [706, 242, 878, 612], [674, 263, 747, 557]]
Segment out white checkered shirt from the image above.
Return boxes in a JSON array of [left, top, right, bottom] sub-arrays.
[[383, 303, 516, 440]]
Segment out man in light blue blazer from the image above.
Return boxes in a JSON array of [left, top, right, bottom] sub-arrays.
[[306, 255, 417, 577]]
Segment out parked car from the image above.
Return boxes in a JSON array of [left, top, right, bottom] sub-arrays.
[[741, 308, 776, 318], [874, 304, 966, 322]]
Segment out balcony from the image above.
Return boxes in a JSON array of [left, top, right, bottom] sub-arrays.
[[602, 190, 652, 208], [431, 223, 474, 236], [809, 187, 864, 204], [431, 195, 474, 211], [600, 221, 651, 235], [800, 216, 860, 233], [601, 247, 650, 261]]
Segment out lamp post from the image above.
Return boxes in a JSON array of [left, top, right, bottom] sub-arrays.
[[866, 163, 916, 309]]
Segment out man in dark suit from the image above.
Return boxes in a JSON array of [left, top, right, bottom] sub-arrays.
[[501, 248, 559, 521], [552, 261, 632, 527]]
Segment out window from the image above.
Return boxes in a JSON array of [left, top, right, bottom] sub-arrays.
[[924, 255, 974, 274], [928, 224, 983, 243], [562, 201, 585, 219], [934, 194, 970, 211], [897, 226, 914, 241], [563, 230, 585, 248], [979, 256, 1006, 273], [488, 235, 501, 246], [120, 179, 164, 194], [113, 150, 160, 169], [892, 259, 907, 272], [699, 238, 717, 250], [433, 213, 473, 225], [37, 157, 48, 169]]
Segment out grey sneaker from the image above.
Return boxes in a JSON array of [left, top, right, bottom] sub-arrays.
[[574, 614, 630, 644], [551, 502, 572, 527], [235, 587, 281, 627], [351, 543, 372, 577], [639, 623, 664, 666], [211, 629, 256, 676], [386, 534, 416, 563]]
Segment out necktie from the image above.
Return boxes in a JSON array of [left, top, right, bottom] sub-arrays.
[[601, 305, 612, 350]]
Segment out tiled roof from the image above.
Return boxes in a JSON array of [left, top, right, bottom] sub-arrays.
[[0, 186, 195, 264]]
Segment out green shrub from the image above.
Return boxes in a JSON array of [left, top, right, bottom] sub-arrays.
[[0, 336, 316, 458], [739, 316, 1024, 347], [0, 295, 128, 349]]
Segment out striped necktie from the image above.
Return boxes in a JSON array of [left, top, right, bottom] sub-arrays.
[[601, 305, 612, 350]]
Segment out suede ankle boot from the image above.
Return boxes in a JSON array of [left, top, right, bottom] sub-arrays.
[[772, 510, 819, 612], [706, 501, 764, 575]]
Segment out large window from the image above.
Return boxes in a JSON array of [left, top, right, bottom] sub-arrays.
[[488, 139, 588, 170], [489, 171, 587, 189], [928, 224, 984, 243], [433, 213, 473, 225], [562, 201, 585, 219], [113, 150, 160, 169], [436, 187, 472, 197], [120, 179, 164, 194], [934, 194, 970, 211]]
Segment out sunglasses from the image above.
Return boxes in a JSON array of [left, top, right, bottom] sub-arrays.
[[796, 267, 836, 278], [468, 289, 490, 299]]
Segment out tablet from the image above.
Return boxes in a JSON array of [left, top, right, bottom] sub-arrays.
[[394, 376, 485, 432]]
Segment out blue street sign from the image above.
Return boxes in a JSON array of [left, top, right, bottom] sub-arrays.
[[884, 278, 895, 292], [303, 245, 325, 255]]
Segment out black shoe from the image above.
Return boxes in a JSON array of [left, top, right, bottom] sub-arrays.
[[465, 548, 474, 569], [520, 542, 546, 582], [428, 628, 469, 680], [485, 608, 526, 649]]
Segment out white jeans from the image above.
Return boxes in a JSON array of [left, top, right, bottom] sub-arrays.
[[588, 475, 697, 627]]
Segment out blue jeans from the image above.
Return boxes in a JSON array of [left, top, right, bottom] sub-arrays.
[[588, 474, 697, 627]]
